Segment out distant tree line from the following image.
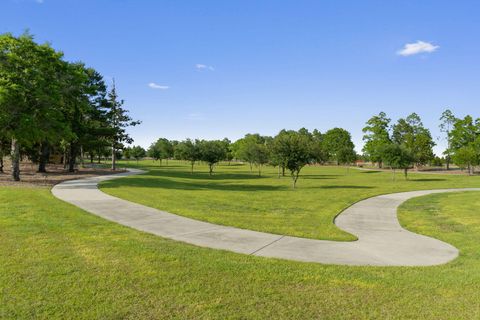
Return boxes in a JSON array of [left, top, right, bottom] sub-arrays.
[[0, 33, 139, 180], [362, 110, 480, 178], [137, 127, 356, 188]]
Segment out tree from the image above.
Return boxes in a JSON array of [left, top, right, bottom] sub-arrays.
[[439, 109, 456, 170], [199, 140, 227, 175], [123, 147, 132, 163], [392, 113, 435, 168], [322, 128, 356, 165], [337, 146, 357, 174], [174, 139, 201, 173], [0, 33, 68, 180], [362, 112, 391, 167], [380, 143, 414, 180], [130, 145, 146, 163], [452, 145, 478, 175], [107, 79, 140, 171], [271, 130, 311, 188], [310, 129, 327, 164]]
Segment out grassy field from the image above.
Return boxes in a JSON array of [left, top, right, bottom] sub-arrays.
[[2, 185, 480, 319], [100, 160, 480, 240]]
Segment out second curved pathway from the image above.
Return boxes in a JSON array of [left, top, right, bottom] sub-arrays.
[[51, 169, 479, 266]]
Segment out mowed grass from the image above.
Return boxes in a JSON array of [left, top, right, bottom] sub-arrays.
[[2, 186, 480, 319], [100, 160, 480, 240]]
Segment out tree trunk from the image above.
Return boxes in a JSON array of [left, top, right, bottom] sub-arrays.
[[392, 169, 396, 182], [282, 166, 285, 177], [0, 156, 3, 173], [80, 145, 85, 168], [111, 143, 116, 171], [277, 165, 281, 178], [11, 138, 20, 181], [404, 168, 408, 180], [68, 144, 78, 173], [446, 156, 450, 170], [258, 165, 262, 177], [249, 162, 253, 172], [191, 161, 194, 174], [90, 153, 94, 163], [38, 142, 49, 173], [209, 163, 214, 176], [292, 172, 299, 189]]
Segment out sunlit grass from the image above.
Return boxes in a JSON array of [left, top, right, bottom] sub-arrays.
[[2, 186, 480, 318], [100, 160, 480, 240]]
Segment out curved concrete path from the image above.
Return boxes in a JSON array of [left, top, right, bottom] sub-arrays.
[[51, 169, 480, 266]]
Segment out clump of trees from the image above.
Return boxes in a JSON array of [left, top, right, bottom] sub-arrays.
[[149, 127, 356, 188], [362, 112, 435, 179], [0, 33, 139, 180]]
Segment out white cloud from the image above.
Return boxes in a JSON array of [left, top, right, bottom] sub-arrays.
[[195, 63, 215, 71], [148, 82, 169, 90], [397, 41, 439, 56]]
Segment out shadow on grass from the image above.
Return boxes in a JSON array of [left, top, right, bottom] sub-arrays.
[[361, 170, 381, 174], [411, 178, 447, 182], [101, 176, 283, 192], [144, 169, 267, 181], [319, 185, 374, 189]]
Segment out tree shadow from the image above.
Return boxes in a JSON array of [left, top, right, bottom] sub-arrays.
[[361, 171, 381, 174], [145, 169, 267, 181], [101, 176, 283, 192], [318, 185, 374, 189], [410, 178, 447, 182]]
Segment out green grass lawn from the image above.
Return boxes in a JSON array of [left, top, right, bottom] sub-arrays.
[[2, 185, 480, 319], [100, 160, 480, 240]]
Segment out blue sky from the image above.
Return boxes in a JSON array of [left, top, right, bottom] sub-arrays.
[[2, 0, 480, 154]]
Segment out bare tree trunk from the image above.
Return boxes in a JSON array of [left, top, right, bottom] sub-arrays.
[[11, 138, 20, 181], [111, 143, 116, 171], [68, 144, 78, 173], [80, 145, 85, 168], [38, 142, 49, 173]]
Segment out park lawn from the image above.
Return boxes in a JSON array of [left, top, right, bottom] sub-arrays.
[[1, 186, 480, 319], [100, 160, 480, 240]]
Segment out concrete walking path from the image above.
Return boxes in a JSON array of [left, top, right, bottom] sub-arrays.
[[51, 169, 479, 266]]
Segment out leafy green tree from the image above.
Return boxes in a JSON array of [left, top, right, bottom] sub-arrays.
[[439, 109, 456, 170], [362, 112, 391, 168], [392, 113, 435, 168], [310, 129, 327, 164], [380, 143, 414, 180], [199, 140, 227, 175], [130, 145, 146, 163], [123, 147, 132, 163], [174, 139, 201, 173], [452, 145, 478, 175], [0, 33, 68, 180], [322, 128, 355, 165], [271, 130, 311, 188]]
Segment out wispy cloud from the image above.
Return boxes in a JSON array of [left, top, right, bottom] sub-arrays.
[[148, 82, 169, 90], [397, 40, 439, 56], [195, 64, 215, 71]]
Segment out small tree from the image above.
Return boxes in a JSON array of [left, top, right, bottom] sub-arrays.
[[175, 139, 201, 173], [123, 147, 132, 163], [130, 145, 146, 164], [381, 144, 414, 181], [452, 146, 478, 175], [271, 130, 311, 188], [439, 109, 456, 170], [199, 140, 227, 175]]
